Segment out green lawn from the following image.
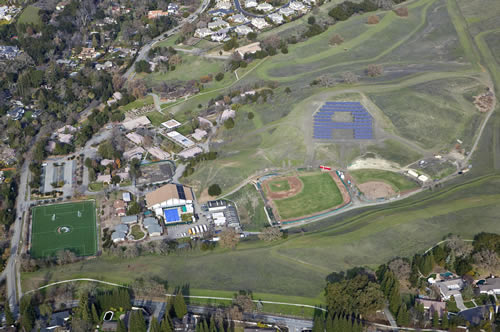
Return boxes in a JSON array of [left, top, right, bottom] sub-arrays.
[[30, 201, 97, 258], [146, 111, 168, 126], [269, 179, 291, 192], [274, 173, 343, 220], [130, 225, 145, 240], [17, 5, 41, 27], [350, 169, 418, 192], [119, 96, 154, 112]]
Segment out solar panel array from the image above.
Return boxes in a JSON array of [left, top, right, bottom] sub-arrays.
[[313, 102, 373, 140]]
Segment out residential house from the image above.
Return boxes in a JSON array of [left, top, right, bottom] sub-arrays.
[[192, 128, 208, 141], [96, 174, 112, 184], [41, 310, 71, 332], [78, 47, 100, 60], [215, 1, 232, 10], [436, 278, 464, 300], [207, 19, 229, 30], [123, 192, 131, 202], [177, 146, 203, 159], [478, 277, 500, 295], [144, 217, 163, 237], [6, 106, 24, 120], [148, 10, 169, 19], [245, 0, 258, 8], [95, 60, 113, 71], [289, 1, 305, 11], [126, 132, 145, 145], [256, 2, 273, 11], [221, 109, 236, 122], [229, 14, 248, 23], [114, 200, 127, 216], [123, 146, 145, 160], [112, 231, 127, 243], [209, 8, 233, 16], [0, 45, 20, 60], [251, 17, 269, 30], [121, 215, 138, 224], [195, 28, 213, 38], [114, 223, 129, 233], [168, 3, 180, 14], [235, 25, 254, 36], [100, 159, 114, 166], [211, 30, 229, 42], [415, 299, 446, 317], [268, 12, 284, 24]]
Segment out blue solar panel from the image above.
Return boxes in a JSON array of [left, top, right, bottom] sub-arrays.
[[313, 102, 373, 140]]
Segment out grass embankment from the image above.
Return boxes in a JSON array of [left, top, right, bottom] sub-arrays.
[[274, 173, 343, 220], [350, 169, 418, 192], [17, 6, 41, 27]]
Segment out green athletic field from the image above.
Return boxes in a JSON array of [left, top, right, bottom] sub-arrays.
[[274, 173, 343, 220], [30, 201, 98, 258], [349, 169, 418, 192]]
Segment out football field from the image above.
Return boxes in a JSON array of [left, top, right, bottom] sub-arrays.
[[30, 201, 98, 258]]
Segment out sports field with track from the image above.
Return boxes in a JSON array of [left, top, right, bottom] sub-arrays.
[[30, 201, 98, 258]]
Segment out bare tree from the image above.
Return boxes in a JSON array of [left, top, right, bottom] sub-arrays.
[[262, 35, 281, 49], [233, 295, 255, 312], [388, 258, 411, 281], [329, 34, 344, 46], [258, 227, 282, 242], [341, 72, 358, 84], [394, 6, 409, 17], [446, 235, 473, 258], [219, 228, 240, 249], [366, 64, 384, 77], [473, 250, 499, 271], [367, 15, 380, 24], [128, 79, 147, 99]]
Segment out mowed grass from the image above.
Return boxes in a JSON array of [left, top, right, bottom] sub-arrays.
[[274, 173, 343, 220], [269, 179, 291, 192], [17, 5, 41, 27], [31, 201, 97, 258], [350, 169, 418, 192]]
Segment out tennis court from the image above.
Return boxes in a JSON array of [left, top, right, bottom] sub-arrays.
[[30, 201, 98, 258]]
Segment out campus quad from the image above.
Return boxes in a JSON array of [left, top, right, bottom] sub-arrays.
[[30, 201, 98, 258]]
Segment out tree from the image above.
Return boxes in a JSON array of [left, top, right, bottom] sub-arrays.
[[393, 6, 408, 17], [215, 72, 224, 81], [366, 64, 383, 77], [446, 235, 473, 258], [341, 72, 358, 84], [127, 201, 141, 215], [219, 228, 240, 249], [91, 303, 99, 324], [330, 34, 344, 46], [129, 310, 147, 332], [135, 60, 152, 73], [224, 117, 235, 129], [388, 258, 411, 281], [4, 302, 14, 325], [247, 112, 254, 120], [174, 291, 187, 318], [160, 313, 173, 332], [233, 294, 255, 312], [432, 309, 440, 328], [150, 318, 161, 332], [396, 303, 409, 326], [366, 15, 379, 24], [247, 32, 257, 41], [111, 175, 121, 185], [308, 16, 316, 25], [325, 274, 385, 316], [312, 314, 325, 332], [258, 227, 282, 242], [98, 140, 115, 159], [208, 184, 222, 196], [117, 319, 127, 332], [441, 311, 449, 329], [285, 87, 291, 93]]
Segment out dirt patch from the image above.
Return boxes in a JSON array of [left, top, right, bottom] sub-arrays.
[[348, 157, 401, 172], [198, 188, 213, 203], [358, 181, 396, 200], [473, 90, 495, 113], [263, 176, 303, 200]]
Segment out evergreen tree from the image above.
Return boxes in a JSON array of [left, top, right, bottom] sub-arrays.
[[75, 293, 91, 321], [173, 291, 187, 318], [396, 304, 409, 326], [441, 311, 449, 329], [389, 286, 401, 314], [4, 302, 14, 325], [129, 310, 147, 332], [203, 319, 209, 332], [332, 314, 341, 331], [354, 319, 362, 332], [432, 310, 440, 328], [209, 314, 217, 332], [409, 260, 420, 287], [150, 318, 161, 332], [161, 313, 174, 332], [325, 313, 334, 332], [117, 319, 127, 332], [91, 303, 99, 324], [312, 314, 325, 332]]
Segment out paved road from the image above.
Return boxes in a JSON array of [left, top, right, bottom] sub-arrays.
[[383, 307, 399, 332], [123, 0, 211, 80]]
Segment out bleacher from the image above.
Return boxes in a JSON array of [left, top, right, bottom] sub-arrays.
[[313, 102, 373, 140]]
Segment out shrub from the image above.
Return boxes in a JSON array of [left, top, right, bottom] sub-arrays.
[[367, 15, 379, 24], [215, 72, 224, 81], [247, 112, 254, 120], [366, 64, 383, 77], [394, 6, 409, 17], [224, 117, 235, 129], [208, 184, 222, 196], [329, 34, 344, 46]]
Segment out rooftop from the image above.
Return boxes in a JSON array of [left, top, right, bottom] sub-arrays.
[[145, 183, 194, 207]]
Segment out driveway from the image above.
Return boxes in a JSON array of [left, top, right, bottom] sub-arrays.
[[453, 294, 467, 311]]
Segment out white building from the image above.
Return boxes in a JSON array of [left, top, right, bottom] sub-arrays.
[[235, 25, 254, 35], [147, 147, 171, 160], [215, 1, 232, 9], [256, 2, 273, 11], [211, 30, 228, 42], [208, 19, 230, 30], [161, 119, 182, 130], [229, 13, 248, 23], [268, 12, 284, 24], [289, 1, 305, 11], [126, 132, 145, 145], [192, 128, 208, 141], [251, 17, 269, 30], [195, 28, 213, 38], [166, 131, 195, 148], [145, 183, 194, 216], [245, 0, 258, 8], [279, 7, 294, 16], [436, 279, 464, 301]]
